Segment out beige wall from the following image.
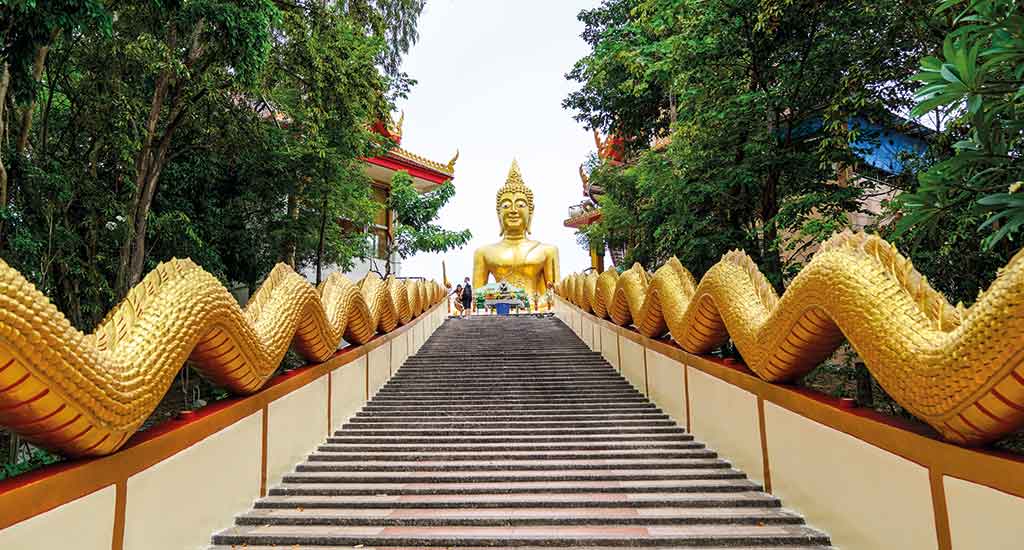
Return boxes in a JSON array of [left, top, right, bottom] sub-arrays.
[[368, 345, 390, 397], [687, 368, 763, 485], [580, 317, 594, 349], [0, 484, 115, 550], [645, 349, 686, 429], [391, 333, 408, 374], [331, 356, 367, 430], [266, 377, 329, 486], [945, 475, 1024, 549], [765, 402, 937, 550], [601, 326, 619, 370], [124, 411, 262, 550], [0, 307, 444, 550], [619, 337, 646, 395], [552, 299, 1024, 550]]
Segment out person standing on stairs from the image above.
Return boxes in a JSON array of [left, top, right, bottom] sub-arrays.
[[452, 284, 465, 315], [461, 277, 473, 316]]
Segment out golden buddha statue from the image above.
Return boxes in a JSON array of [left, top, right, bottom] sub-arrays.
[[473, 160, 560, 309]]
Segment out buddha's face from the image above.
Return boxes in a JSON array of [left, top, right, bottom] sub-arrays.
[[498, 191, 531, 235]]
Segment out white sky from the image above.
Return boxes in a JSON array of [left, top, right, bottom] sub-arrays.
[[396, 0, 598, 285]]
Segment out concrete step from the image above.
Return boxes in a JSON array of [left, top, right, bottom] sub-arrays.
[[281, 472, 752, 485], [366, 397, 651, 405], [351, 414, 671, 423], [295, 458, 728, 472], [358, 405, 661, 414], [261, 488, 780, 503], [330, 427, 688, 437], [235, 506, 806, 526], [372, 389, 642, 398], [349, 414, 670, 423], [323, 434, 694, 445], [211, 524, 830, 547], [314, 446, 706, 456], [209, 540, 839, 544]]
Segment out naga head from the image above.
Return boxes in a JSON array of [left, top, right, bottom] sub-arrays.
[[496, 159, 534, 237]]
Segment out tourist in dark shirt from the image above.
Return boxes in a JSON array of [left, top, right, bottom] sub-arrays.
[[461, 277, 473, 316]]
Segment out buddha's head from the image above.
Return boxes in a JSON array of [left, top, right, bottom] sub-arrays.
[[496, 159, 534, 237]]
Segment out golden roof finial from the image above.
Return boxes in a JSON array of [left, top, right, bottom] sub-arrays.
[[391, 110, 404, 138], [446, 149, 459, 171]]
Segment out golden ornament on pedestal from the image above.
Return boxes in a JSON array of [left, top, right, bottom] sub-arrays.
[[472, 159, 560, 309]]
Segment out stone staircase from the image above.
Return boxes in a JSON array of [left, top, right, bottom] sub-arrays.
[[211, 315, 831, 548]]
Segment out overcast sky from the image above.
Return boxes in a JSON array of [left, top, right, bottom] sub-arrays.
[[396, 0, 599, 285]]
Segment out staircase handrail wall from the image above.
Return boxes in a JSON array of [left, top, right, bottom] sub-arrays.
[[553, 294, 1024, 550], [0, 278, 446, 550]]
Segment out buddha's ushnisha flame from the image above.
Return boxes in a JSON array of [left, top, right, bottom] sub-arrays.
[[495, 158, 534, 214]]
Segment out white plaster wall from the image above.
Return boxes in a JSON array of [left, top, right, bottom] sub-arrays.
[[601, 326, 619, 370], [406, 329, 416, 359], [687, 368, 762, 484], [266, 377, 329, 487], [0, 485, 115, 550], [391, 333, 408, 374], [765, 402, 937, 550], [591, 321, 602, 352], [331, 356, 367, 430], [945, 475, 1024, 549], [580, 317, 594, 349], [124, 412, 262, 550], [619, 337, 646, 395], [368, 345, 390, 397], [645, 349, 686, 428]]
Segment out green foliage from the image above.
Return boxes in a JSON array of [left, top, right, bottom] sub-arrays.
[[384, 170, 471, 274], [0, 444, 62, 481], [0, 1, 427, 329], [568, 0, 937, 285], [897, 0, 1024, 249], [0, 0, 111, 99]]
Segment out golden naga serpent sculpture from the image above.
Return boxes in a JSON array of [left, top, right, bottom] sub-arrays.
[[557, 231, 1024, 446], [0, 259, 443, 457]]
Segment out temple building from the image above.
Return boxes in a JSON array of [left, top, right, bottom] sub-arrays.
[[313, 113, 458, 282]]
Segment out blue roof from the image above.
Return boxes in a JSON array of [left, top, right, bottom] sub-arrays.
[[848, 117, 927, 175], [786, 115, 929, 176]]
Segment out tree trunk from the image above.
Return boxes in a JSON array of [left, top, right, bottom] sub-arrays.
[[0, 63, 10, 222], [760, 168, 782, 291], [0, 60, 10, 248], [117, 21, 202, 298], [284, 190, 298, 269], [15, 33, 57, 155], [315, 190, 328, 284], [116, 69, 171, 298]]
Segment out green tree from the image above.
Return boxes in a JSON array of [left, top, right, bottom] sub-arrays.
[[566, 0, 939, 287], [0, 0, 426, 329], [898, 0, 1024, 250], [112, 0, 279, 297], [383, 170, 471, 276]]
